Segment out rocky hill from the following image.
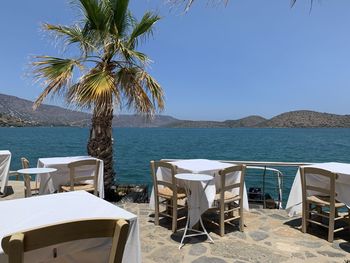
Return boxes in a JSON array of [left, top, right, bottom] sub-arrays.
[[257, 110, 350, 128], [164, 120, 227, 128], [0, 93, 178, 127], [0, 93, 90, 126], [224, 116, 267, 128], [164, 116, 266, 128], [1, 93, 350, 128]]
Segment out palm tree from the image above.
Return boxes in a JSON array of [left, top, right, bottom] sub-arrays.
[[33, 0, 164, 199]]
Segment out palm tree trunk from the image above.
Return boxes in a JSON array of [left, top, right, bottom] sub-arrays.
[[87, 104, 115, 200]]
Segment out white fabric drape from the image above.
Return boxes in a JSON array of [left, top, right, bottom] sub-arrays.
[[0, 191, 141, 263], [286, 162, 350, 217], [37, 156, 104, 198], [0, 151, 11, 194]]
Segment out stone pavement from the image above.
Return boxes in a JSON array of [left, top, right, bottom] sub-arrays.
[[121, 203, 350, 263], [2, 181, 350, 262]]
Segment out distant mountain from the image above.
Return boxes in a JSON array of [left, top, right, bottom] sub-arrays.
[[0, 93, 177, 127], [164, 116, 266, 128], [164, 120, 227, 128], [1, 93, 350, 128], [113, 114, 178, 128], [0, 93, 90, 127], [224, 116, 267, 128], [257, 110, 350, 128]]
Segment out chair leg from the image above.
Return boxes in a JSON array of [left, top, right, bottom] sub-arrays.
[[239, 200, 244, 232], [302, 201, 308, 233], [220, 202, 225, 237], [172, 199, 178, 233], [154, 197, 159, 226], [328, 207, 335, 243]]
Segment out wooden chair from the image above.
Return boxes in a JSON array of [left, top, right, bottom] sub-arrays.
[[150, 160, 186, 233], [1, 219, 129, 263], [206, 164, 246, 236], [20, 158, 40, 198], [60, 159, 100, 196], [301, 167, 350, 242]]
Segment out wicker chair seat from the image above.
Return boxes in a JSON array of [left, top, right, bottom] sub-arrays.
[[158, 187, 186, 199], [307, 195, 345, 208], [213, 191, 240, 205], [61, 184, 95, 192]]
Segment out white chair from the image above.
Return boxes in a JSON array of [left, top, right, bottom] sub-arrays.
[[205, 164, 246, 236], [60, 159, 100, 196], [20, 158, 40, 198], [301, 167, 350, 242], [150, 160, 186, 233]]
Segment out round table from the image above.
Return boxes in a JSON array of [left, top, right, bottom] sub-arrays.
[[17, 168, 57, 195], [17, 168, 57, 174], [175, 173, 214, 249]]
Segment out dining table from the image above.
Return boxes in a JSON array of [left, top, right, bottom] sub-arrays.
[[37, 156, 104, 198], [175, 173, 214, 248], [150, 159, 249, 227], [286, 162, 350, 217], [0, 191, 141, 263], [0, 151, 11, 196]]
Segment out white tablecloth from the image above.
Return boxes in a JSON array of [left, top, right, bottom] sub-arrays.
[[286, 162, 350, 217], [37, 156, 104, 198], [0, 191, 141, 263], [150, 159, 249, 227], [0, 151, 11, 195]]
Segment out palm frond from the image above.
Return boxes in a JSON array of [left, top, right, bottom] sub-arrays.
[[118, 42, 150, 64], [44, 23, 96, 55], [117, 67, 164, 116], [33, 56, 81, 109], [127, 12, 160, 49], [77, 0, 108, 30], [67, 67, 119, 110], [291, 0, 314, 12], [109, 0, 130, 36]]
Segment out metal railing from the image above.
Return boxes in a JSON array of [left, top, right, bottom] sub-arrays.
[[219, 161, 311, 209], [162, 159, 310, 209]]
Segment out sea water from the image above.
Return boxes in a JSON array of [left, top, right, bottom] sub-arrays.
[[1, 127, 350, 204]]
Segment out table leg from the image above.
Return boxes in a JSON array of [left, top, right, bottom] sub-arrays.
[[178, 181, 214, 249]]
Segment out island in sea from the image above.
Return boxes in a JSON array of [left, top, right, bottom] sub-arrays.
[[1, 93, 350, 128]]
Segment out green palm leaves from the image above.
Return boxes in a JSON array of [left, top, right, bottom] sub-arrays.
[[33, 0, 163, 117]]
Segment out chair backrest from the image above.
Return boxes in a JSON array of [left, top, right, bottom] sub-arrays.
[[150, 160, 178, 197], [218, 164, 246, 199], [300, 167, 337, 205], [67, 159, 100, 196], [20, 158, 32, 198], [1, 219, 129, 263]]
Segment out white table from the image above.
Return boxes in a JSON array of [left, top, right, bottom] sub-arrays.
[[0, 151, 11, 195], [286, 162, 350, 217], [0, 191, 141, 263], [175, 173, 214, 249], [150, 159, 249, 224], [37, 156, 104, 198], [17, 168, 57, 194], [17, 168, 57, 175]]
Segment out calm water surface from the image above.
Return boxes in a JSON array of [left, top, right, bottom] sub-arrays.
[[1, 127, 350, 203]]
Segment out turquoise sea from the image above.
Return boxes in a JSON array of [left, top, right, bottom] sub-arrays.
[[1, 127, 350, 204]]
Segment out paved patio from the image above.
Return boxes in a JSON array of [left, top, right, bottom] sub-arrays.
[[3, 181, 350, 262]]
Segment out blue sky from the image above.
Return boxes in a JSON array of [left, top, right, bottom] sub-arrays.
[[1, 0, 350, 121]]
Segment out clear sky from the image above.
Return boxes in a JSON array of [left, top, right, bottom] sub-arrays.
[[1, 0, 350, 121]]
